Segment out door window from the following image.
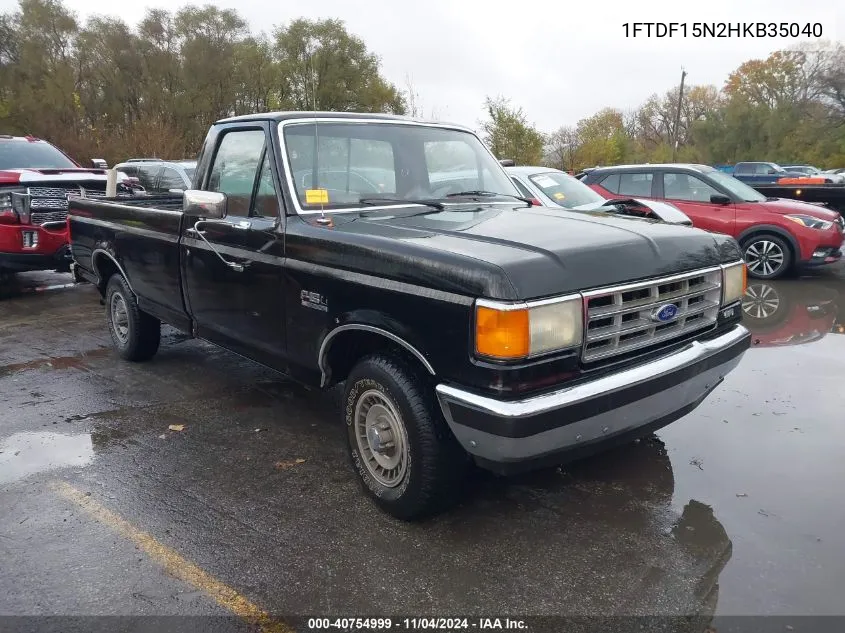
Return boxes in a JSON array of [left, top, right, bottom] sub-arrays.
[[207, 129, 266, 217], [159, 167, 186, 191], [251, 153, 280, 218], [598, 173, 620, 194], [617, 173, 653, 197], [137, 165, 160, 190], [663, 173, 720, 203]]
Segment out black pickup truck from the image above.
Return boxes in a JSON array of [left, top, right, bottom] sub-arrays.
[[68, 112, 751, 519]]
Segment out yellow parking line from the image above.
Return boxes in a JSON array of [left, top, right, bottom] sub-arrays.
[[52, 481, 294, 633]]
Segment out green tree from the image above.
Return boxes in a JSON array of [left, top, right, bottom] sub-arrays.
[[273, 18, 404, 114], [480, 96, 544, 165]]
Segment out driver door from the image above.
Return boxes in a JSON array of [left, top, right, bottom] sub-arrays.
[[181, 124, 287, 368], [660, 172, 736, 236]]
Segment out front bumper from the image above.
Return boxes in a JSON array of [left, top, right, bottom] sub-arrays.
[[0, 244, 73, 272], [435, 325, 751, 474], [801, 244, 843, 267]]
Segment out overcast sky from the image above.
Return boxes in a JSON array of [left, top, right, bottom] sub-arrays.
[[4, 0, 843, 132]]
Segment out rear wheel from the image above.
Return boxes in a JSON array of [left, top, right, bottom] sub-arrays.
[[743, 235, 792, 279], [105, 274, 161, 361], [344, 353, 467, 520]]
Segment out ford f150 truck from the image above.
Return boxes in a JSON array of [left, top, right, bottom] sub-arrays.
[[0, 135, 137, 276], [68, 112, 751, 519]]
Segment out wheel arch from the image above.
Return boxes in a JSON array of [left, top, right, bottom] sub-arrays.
[[737, 225, 799, 259], [91, 249, 134, 296], [318, 323, 435, 389]]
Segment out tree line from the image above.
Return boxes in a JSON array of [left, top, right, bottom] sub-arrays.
[[2, 0, 844, 171], [493, 45, 845, 171], [0, 0, 404, 164]]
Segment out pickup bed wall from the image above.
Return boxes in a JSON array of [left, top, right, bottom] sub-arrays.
[[69, 196, 190, 329]]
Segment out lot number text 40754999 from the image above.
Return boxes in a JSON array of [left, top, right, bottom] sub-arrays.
[[622, 22, 823, 38]]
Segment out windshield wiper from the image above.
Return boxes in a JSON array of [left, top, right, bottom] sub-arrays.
[[358, 196, 445, 210], [445, 190, 534, 206]]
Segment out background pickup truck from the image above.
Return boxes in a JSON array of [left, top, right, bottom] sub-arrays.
[[0, 134, 137, 277], [69, 112, 752, 519]]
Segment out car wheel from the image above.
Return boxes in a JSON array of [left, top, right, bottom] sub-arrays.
[[344, 353, 467, 520], [743, 235, 792, 279], [105, 274, 161, 362]]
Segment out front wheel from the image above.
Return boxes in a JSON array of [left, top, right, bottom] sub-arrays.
[[344, 353, 467, 520], [105, 274, 161, 361], [743, 235, 792, 279]]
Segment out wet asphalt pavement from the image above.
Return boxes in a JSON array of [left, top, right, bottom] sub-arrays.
[[1, 267, 845, 628]]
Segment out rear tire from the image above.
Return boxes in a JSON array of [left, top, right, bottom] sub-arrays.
[[344, 353, 467, 520], [105, 274, 160, 361], [742, 234, 792, 279]]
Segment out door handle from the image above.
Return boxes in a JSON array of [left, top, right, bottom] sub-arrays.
[[186, 220, 248, 273]]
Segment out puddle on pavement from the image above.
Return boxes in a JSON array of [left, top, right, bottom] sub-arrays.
[[741, 278, 845, 348], [0, 431, 94, 484], [0, 348, 111, 377]]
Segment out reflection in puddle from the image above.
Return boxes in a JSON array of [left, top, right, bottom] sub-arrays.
[[0, 431, 94, 484], [742, 280, 841, 347]]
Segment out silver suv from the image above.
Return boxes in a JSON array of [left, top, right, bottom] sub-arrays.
[[114, 159, 197, 194]]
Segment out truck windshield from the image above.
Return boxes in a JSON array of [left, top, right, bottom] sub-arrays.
[[0, 141, 78, 170], [282, 122, 520, 212], [707, 170, 766, 202]]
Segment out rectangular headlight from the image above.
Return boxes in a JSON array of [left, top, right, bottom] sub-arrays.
[[475, 295, 583, 360], [721, 261, 746, 306]]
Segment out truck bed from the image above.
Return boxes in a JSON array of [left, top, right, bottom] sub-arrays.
[[751, 183, 845, 214], [68, 193, 191, 331]]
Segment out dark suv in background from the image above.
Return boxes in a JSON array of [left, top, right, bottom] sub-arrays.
[[114, 159, 197, 194]]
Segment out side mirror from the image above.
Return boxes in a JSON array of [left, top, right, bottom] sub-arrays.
[[91, 158, 108, 169], [184, 190, 227, 219], [710, 194, 731, 205], [766, 168, 777, 175]]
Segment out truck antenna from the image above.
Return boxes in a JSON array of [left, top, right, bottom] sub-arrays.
[[309, 41, 332, 227]]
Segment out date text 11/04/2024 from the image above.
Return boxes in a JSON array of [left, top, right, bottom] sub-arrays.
[[622, 22, 823, 38], [306, 618, 528, 630]]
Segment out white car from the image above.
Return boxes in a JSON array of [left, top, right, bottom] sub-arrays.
[[505, 166, 693, 226]]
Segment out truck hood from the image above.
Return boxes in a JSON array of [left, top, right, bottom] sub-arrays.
[[0, 168, 124, 185], [347, 203, 740, 300], [755, 197, 841, 221]]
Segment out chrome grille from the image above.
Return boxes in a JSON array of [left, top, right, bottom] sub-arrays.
[[30, 210, 68, 224], [25, 185, 106, 224], [582, 267, 722, 362], [27, 186, 81, 198]]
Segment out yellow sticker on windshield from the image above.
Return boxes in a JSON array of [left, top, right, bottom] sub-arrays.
[[305, 189, 329, 204], [553, 192, 566, 200]]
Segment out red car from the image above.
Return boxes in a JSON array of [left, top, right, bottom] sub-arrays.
[[581, 164, 844, 279], [0, 135, 136, 277]]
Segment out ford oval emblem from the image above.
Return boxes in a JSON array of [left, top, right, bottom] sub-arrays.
[[652, 304, 679, 322]]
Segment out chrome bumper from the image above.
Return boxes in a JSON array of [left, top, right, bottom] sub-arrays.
[[435, 325, 751, 471]]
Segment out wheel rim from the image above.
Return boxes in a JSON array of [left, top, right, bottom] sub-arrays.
[[354, 389, 409, 488], [110, 293, 129, 344], [745, 240, 785, 277], [742, 283, 780, 319]]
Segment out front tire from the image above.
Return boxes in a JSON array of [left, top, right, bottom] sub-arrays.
[[344, 353, 466, 520], [105, 274, 161, 361], [743, 234, 792, 279]]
